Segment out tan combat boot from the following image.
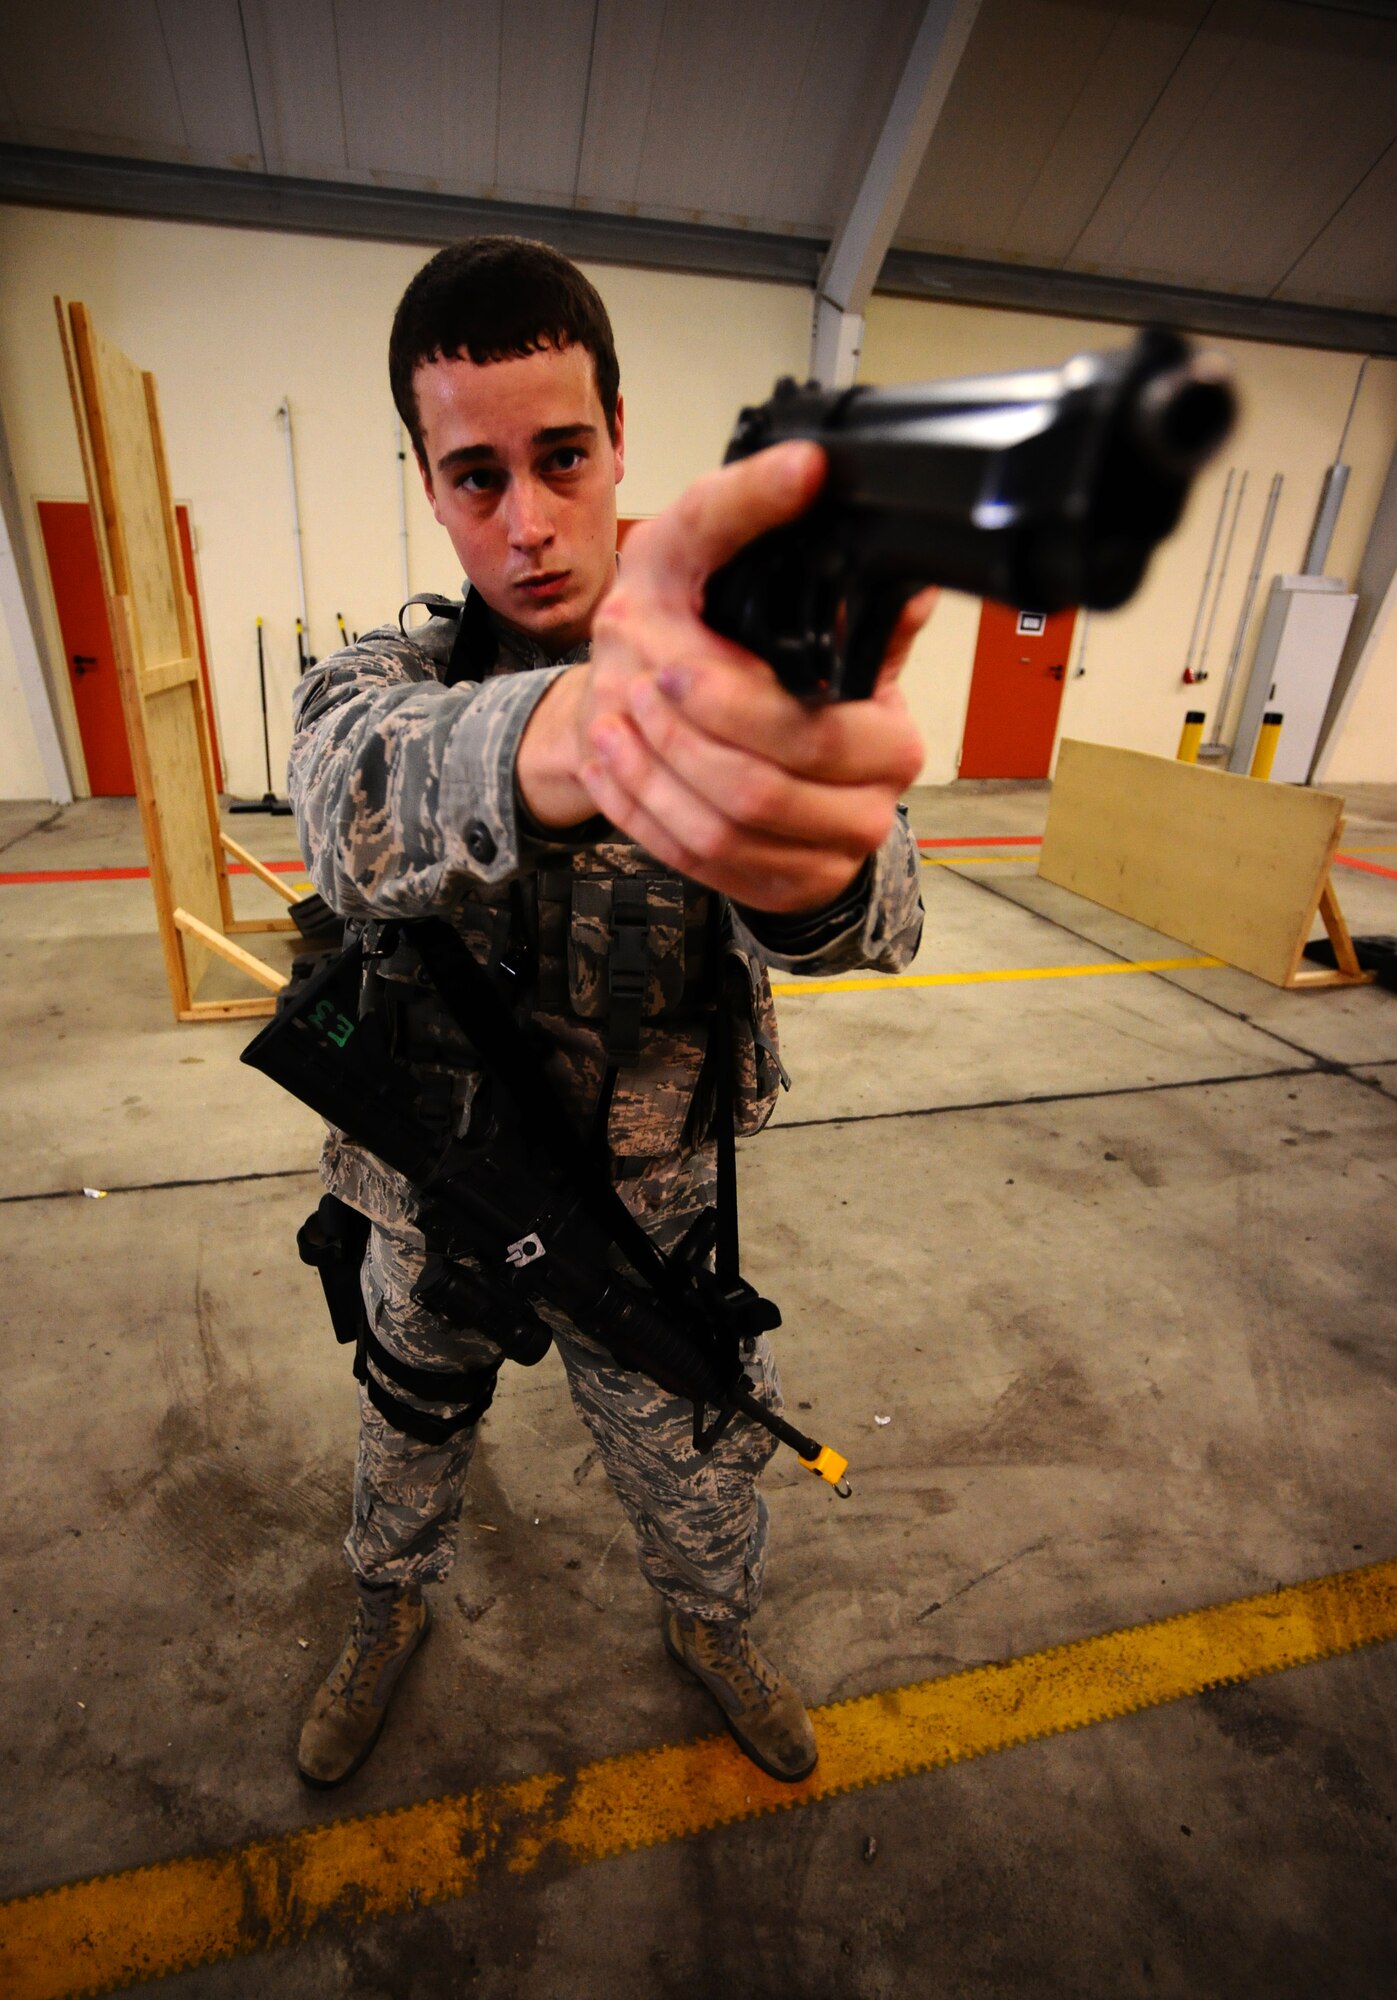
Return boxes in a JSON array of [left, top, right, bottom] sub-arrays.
[[297, 1579, 430, 1788], [663, 1610, 818, 1782]]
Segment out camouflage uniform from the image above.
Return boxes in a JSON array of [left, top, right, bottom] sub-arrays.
[[288, 592, 923, 1621]]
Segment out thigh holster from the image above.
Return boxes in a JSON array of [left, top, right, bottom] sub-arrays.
[[297, 1194, 498, 1448]]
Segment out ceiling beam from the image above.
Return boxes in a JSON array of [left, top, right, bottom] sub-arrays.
[[879, 246, 1397, 358], [0, 144, 823, 288], [1, 144, 1392, 359], [811, 0, 983, 385]]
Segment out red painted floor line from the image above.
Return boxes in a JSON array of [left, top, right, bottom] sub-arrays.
[[1335, 853, 1397, 881], [916, 835, 1043, 848], [4, 844, 1387, 889], [0, 859, 306, 887]]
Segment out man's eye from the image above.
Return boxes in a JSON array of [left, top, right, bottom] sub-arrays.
[[548, 447, 585, 473], [456, 468, 500, 493]]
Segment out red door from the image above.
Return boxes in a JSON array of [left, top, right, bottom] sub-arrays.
[[38, 499, 134, 795], [38, 500, 221, 796], [959, 602, 1078, 779]]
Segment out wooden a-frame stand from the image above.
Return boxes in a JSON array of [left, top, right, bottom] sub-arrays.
[[57, 298, 290, 1019]]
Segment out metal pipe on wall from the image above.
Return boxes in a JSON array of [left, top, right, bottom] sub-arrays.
[[277, 398, 310, 645], [1302, 358, 1368, 577], [1217, 473, 1283, 743], [1182, 466, 1234, 683], [1200, 470, 1248, 738]]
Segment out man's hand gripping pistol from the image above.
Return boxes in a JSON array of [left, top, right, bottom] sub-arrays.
[[703, 327, 1237, 702]]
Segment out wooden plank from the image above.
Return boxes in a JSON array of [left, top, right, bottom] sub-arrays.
[[88, 326, 184, 672], [1038, 740, 1346, 989], [68, 304, 130, 598], [53, 301, 112, 601], [144, 686, 226, 942], [220, 833, 300, 904], [179, 997, 278, 1022], [1285, 875, 1374, 989], [1318, 876, 1365, 979], [143, 370, 233, 933], [227, 917, 299, 935], [109, 594, 196, 1012], [142, 372, 194, 660], [141, 656, 199, 696], [172, 908, 289, 993]]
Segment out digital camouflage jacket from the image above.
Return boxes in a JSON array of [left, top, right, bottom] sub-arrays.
[[288, 592, 924, 1228]]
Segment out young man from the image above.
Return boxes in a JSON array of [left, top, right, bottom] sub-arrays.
[[289, 237, 930, 1789]]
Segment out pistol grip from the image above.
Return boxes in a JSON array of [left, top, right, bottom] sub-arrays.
[[838, 582, 921, 703]]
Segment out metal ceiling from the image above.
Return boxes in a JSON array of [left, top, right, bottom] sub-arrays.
[[0, 0, 1393, 352]]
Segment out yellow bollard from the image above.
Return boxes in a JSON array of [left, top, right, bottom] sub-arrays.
[[1249, 710, 1284, 781], [1176, 710, 1206, 764]]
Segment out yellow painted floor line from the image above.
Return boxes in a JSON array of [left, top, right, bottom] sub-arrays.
[[770, 955, 1219, 996], [4, 1558, 1396, 2000]]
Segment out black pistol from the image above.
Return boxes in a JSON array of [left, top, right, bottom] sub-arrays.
[[703, 327, 1236, 703]]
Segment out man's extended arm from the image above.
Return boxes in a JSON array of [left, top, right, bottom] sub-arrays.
[[516, 442, 933, 918]]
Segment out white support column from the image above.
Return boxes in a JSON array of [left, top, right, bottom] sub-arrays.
[[810, 0, 982, 385], [0, 407, 72, 802], [811, 300, 866, 390]]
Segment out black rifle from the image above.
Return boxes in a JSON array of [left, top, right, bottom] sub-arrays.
[[703, 327, 1236, 703], [241, 931, 852, 1492]]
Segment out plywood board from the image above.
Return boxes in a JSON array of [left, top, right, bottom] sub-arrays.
[[1038, 740, 1345, 988]]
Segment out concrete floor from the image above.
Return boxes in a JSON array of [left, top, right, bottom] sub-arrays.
[[2, 780, 1396, 1997]]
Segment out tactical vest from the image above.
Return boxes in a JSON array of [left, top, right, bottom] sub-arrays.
[[350, 593, 785, 1183]]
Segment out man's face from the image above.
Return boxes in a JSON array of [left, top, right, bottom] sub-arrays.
[[414, 339, 624, 654]]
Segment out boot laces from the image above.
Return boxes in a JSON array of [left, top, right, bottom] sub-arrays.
[[698, 1620, 782, 1703], [328, 1590, 412, 1709]]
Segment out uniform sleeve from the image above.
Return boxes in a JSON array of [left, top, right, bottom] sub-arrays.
[[287, 628, 575, 918], [733, 802, 924, 976]]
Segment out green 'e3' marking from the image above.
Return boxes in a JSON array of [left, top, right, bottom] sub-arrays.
[[310, 997, 355, 1048]]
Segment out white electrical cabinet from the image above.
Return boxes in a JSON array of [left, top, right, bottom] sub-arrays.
[[1228, 575, 1357, 783]]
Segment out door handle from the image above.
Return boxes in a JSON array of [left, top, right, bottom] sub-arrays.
[[71, 654, 98, 675], [1046, 663, 1065, 680]]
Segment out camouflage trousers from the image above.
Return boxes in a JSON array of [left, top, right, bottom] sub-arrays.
[[345, 1151, 783, 1623]]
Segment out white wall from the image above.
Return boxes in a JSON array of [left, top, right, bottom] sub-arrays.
[[861, 297, 1397, 784], [0, 200, 1394, 801], [0, 204, 809, 802], [0, 598, 49, 797]]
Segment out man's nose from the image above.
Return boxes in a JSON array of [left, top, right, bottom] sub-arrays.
[[505, 477, 553, 553]]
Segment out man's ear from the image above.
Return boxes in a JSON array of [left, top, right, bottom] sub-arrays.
[[612, 394, 625, 487]]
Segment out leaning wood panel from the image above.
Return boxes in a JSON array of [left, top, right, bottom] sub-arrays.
[[59, 298, 289, 1019], [1038, 740, 1345, 988], [143, 688, 225, 989], [76, 310, 186, 673]]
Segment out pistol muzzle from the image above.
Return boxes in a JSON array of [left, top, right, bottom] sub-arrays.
[[1134, 350, 1236, 475]]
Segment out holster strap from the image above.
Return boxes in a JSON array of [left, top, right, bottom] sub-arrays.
[[356, 1324, 498, 1447]]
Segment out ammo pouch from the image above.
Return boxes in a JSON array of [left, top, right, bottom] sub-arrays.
[[296, 1193, 498, 1448], [537, 858, 709, 1068]]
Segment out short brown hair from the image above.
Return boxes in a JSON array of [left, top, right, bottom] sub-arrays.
[[390, 237, 620, 463]]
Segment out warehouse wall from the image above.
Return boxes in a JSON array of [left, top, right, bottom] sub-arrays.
[[861, 296, 1397, 786], [0, 201, 1394, 802], [0, 204, 810, 802]]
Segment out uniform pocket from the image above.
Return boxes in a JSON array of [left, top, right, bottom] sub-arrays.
[[568, 877, 686, 1020]]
